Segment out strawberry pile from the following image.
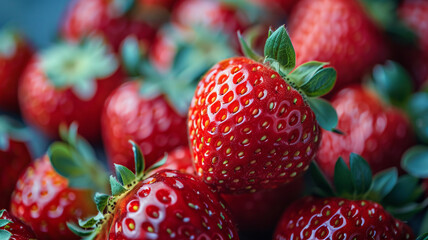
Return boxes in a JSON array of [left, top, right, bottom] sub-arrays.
[[1, 0, 428, 239]]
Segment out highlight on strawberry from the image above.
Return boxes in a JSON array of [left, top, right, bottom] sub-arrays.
[[188, 25, 338, 193]]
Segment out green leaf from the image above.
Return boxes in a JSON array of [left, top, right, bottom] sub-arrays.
[[401, 145, 428, 178], [419, 212, 428, 236], [67, 222, 93, 237], [371, 61, 413, 107], [0, 219, 12, 228], [0, 230, 12, 240], [237, 31, 262, 61], [307, 98, 338, 131], [350, 153, 372, 195], [0, 210, 4, 217], [334, 157, 354, 196], [48, 143, 85, 178], [407, 92, 428, 144], [309, 161, 335, 197], [417, 233, 428, 240], [130, 140, 145, 176], [0, 133, 8, 151], [289, 61, 328, 86], [299, 67, 336, 97], [110, 176, 126, 196], [387, 198, 428, 221], [384, 175, 421, 206], [121, 35, 142, 76], [94, 193, 109, 212], [264, 26, 296, 74], [78, 217, 97, 228], [114, 164, 136, 186], [112, 0, 135, 15], [368, 168, 398, 202]]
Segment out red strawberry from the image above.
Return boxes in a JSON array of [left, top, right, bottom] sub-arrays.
[[102, 81, 188, 171], [61, 0, 156, 52], [188, 26, 338, 193], [18, 38, 124, 142], [249, 0, 297, 15], [155, 146, 195, 175], [0, 117, 32, 209], [0, 28, 32, 112], [10, 126, 108, 240], [317, 62, 415, 178], [69, 142, 239, 240], [221, 177, 303, 232], [288, 0, 388, 93], [274, 197, 414, 239], [0, 209, 37, 240]]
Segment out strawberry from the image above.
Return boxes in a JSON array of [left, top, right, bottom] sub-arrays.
[[0, 116, 32, 209], [154, 146, 195, 175], [288, 0, 388, 93], [317, 61, 416, 178], [102, 81, 188, 172], [0, 209, 37, 240], [188, 26, 338, 193], [61, 0, 156, 52], [10, 125, 108, 239], [274, 154, 420, 239], [274, 197, 414, 239], [69, 142, 239, 240], [18, 37, 124, 142], [0, 28, 32, 112]]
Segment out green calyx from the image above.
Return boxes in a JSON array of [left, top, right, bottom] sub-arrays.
[[41, 37, 118, 100], [0, 28, 19, 58], [0, 116, 28, 151], [310, 153, 427, 220], [407, 89, 428, 144], [67, 141, 167, 239], [48, 123, 109, 194], [122, 24, 236, 115], [368, 60, 414, 108], [239, 25, 338, 132], [401, 145, 428, 179], [0, 209, 13, 240]]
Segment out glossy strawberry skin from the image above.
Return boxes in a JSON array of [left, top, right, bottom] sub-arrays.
[[61, 0, 156, 52], [18, 57, 124, 142], [0, 34, 32, 112], [102, 81, 188, 172], [188, 57, 320, 193], [221, 177, 303, 232], [0, 210, 37, 240], [108, 170, 238, 239], [289, 0, 388, 93], [155, 146, 195, 175], [10, 155, 98, 240], [0, 139, 32, 209], [316, 86, 415, 178], [273, 197, 414, 239]]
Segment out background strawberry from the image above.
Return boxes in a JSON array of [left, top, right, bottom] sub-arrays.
[[154, 146, 195, 174], [317, 61, 416, 178], [0, 209, 37, 240], [288, 0, 388, 93], [188, 26, 338, 193], [69, 142, 239, 240], [10, 125, 108, 239], [0, 28, 32, 112], [0, 116, 32, 210], [18, 37, 124, 142]]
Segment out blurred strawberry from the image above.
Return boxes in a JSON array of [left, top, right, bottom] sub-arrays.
[[317, 61, 416, 178], [18, 37, 124, 142], [288, 0, 388, 93], [0, 209, 37, 239], [61, 0, 156, 52], [154, 146, 195, 174], [0, 28, 32, 112], [10, 125, 108, 239], [0, 116, 32, 209]]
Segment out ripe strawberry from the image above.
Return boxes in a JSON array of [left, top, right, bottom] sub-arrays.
[[61, 0, 156, 52], [317, 61, 415, 178], [0, 209, 37, 240], [10, 126, 108, 239], [0, 28, 32, 112], [0, 117, 32, 209], [274, 154, 419, 239], [102, 80, 188, 171], [274, 197, 413, 239], [18, 37, 124, 142], [155, 146, 195, 175], [288, 0, 388, 93], [69, 142, 239, 240], [188, 26, 338, 193]]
